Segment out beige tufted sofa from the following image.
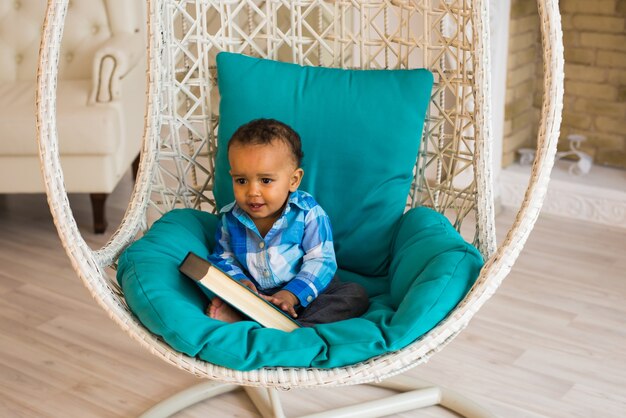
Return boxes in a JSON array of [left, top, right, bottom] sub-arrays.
[[0, 0, 145, 233]]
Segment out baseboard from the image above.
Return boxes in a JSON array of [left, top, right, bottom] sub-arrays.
[[500, 161, 626, 229]]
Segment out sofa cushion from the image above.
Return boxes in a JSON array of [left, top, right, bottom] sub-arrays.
[[0, 0, 113, 82], [0, 81, 120, 155]]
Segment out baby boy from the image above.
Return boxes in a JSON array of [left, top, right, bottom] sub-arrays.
[[208, 118, 369, 327]]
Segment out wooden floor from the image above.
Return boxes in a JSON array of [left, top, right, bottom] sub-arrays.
[[1, 171, 625, 418]]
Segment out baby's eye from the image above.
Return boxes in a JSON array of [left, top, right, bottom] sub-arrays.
[[261, 178, 273, 184], [234, 178, 247, 185]]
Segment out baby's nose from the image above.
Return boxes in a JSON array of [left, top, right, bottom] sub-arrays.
[[247, 184, 261, 195]]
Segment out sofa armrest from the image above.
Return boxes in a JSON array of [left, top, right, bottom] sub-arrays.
[[89, 33, 144, 104]]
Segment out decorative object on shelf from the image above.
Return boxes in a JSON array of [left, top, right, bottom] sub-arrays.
[[518, 148, 537, 165], [557, 134, 593, 176], [518, 134, 592, 176]]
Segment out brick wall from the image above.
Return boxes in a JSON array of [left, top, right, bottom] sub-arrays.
[[561, 0, 626, 168], [503, 0, 626, 169]]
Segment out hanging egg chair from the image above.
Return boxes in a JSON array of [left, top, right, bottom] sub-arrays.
[[36, 0, 563, 416]]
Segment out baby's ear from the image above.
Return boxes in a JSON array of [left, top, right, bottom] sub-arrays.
[[290, 168, 304, 192]]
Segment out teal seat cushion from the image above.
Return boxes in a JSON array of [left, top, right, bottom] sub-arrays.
[[117, 207, 483, 371], [214, 52, 433, 276]]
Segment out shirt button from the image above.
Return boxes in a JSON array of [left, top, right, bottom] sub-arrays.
[[263, 270, 270, 277], [307, 296, 313, 303], [259, 242, 265, 249]]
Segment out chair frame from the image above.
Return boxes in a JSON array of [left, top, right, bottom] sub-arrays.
[[36, 0, 563, 416]]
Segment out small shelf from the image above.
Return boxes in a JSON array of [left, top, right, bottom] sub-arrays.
[[500, 161, 626, 229]]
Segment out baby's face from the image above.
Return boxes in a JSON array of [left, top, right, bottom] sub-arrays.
[[228, 140, 303, 229]]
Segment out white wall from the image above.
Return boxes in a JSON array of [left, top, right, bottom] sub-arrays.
[[489, 0, 512, 207]]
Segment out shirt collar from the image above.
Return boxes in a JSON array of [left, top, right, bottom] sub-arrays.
[[219, 200, 236, 214], [286, 190, 310, 211]]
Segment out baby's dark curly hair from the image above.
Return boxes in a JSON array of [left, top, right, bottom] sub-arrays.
[[228, 118, 304, 167]]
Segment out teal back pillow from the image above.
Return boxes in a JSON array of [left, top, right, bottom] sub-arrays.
[[215, 52, 433, 276]]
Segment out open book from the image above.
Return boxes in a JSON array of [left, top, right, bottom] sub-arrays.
[[179, 252, 301, 332]]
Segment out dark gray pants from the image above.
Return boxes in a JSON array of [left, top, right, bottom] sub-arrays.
[[262, 276, 370, 327]]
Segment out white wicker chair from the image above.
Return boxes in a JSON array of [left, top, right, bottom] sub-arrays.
[[36, 0, 563, 416]]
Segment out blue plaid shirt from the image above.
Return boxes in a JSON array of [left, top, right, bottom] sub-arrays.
[[208, 190, 337, 307]]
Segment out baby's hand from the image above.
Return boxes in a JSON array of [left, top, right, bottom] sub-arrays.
[[240, 279, 258, 294], [262, 290, 299, 318]]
